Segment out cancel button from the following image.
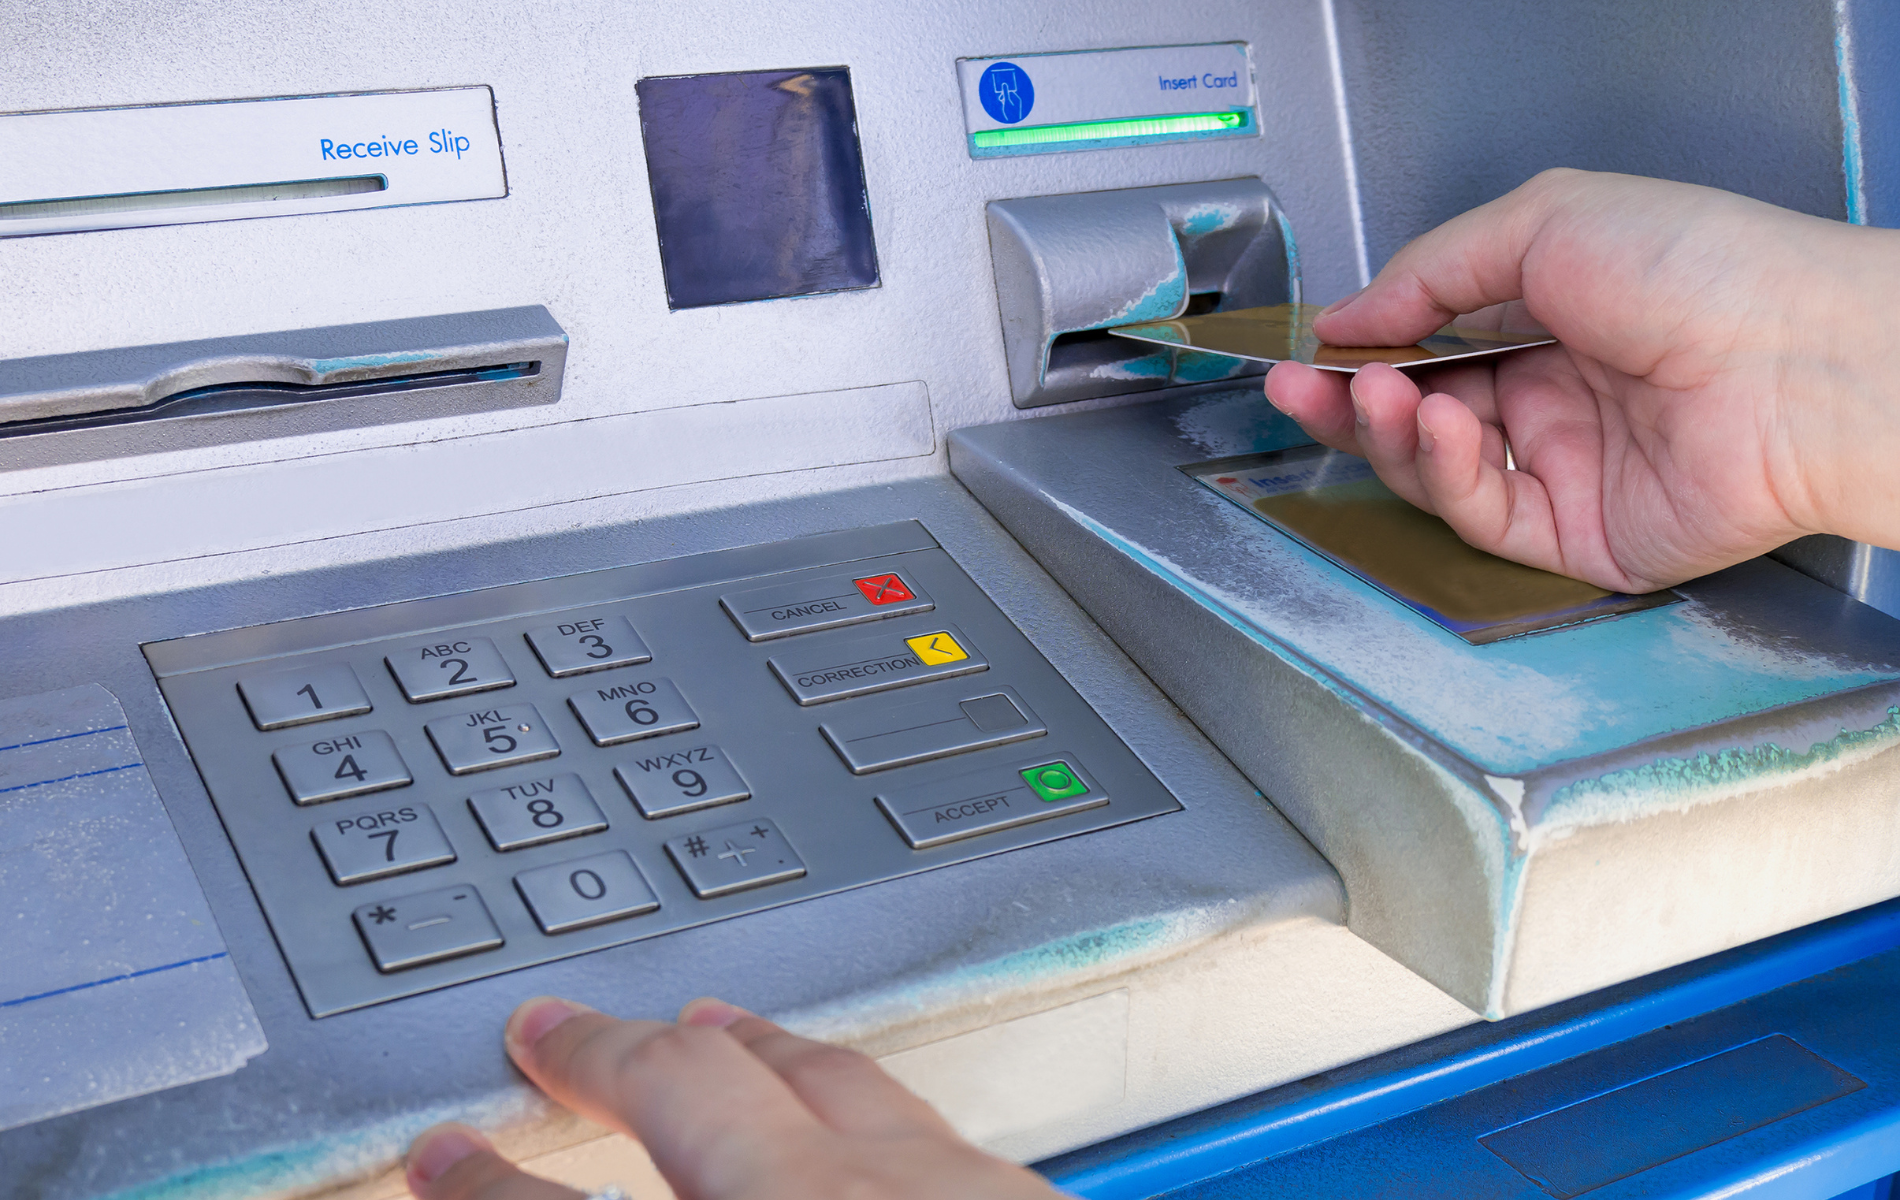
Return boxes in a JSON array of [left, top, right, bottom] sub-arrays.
[[876, 755, 1107, 850]]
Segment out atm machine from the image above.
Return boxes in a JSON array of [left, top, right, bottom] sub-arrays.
[[2, 2, 1898, 1198]]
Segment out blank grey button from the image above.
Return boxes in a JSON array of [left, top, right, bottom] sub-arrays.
[[821, 685, 1045, 774], [425, 703, 561, 775], [525, 615, 653, 678], [468, 773, 608, 851], [273, 729, 412, 805], [614, 744, 750, 818], [386, 636, 516, 702], [238, 663, 372, 730], [568, 677, 699, 746], [719, 570, 934, 641], [961, 693, 1028, 733], [353, 884, 503, 972], [312, 803, 456, 884], [768, 623, 989, 706], [514, 850, 660, 934], [876, 755, 1108, 850], [664, 818, 805, 898]]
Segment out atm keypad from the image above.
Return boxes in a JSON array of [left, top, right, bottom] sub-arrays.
[[151, 527, 1183, 1015]]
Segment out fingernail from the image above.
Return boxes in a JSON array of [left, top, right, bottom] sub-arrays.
[[408, 1124, 487, 1185], [507, 996, 591, 1053], [1417, 410, 1437, 452], [1319, 287, 1365, 317], [1348, 376, 1368, 428], [680, 996, 749, 1028], [1263, 387, 1291, 415]]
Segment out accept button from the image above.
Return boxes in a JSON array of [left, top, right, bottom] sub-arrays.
[[1022, 761, 1089, 802], [876, 753, 1108, 850]]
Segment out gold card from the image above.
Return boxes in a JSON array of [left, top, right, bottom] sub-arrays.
[[1183, 446, 1676, 644], [1110, 302, 1555, 373]]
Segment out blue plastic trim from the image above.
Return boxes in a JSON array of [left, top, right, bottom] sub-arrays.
[[1041, 899, 1900, 1199]]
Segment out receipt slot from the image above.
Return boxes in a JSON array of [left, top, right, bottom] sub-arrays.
[[987, 177, 1296, 407]]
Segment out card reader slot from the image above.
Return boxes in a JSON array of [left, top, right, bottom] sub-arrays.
[[0, 175, 388, 224]]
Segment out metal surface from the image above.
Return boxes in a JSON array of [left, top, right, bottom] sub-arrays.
[[1773, 535, 1900, 622], [986, 178, 1296, 408], [1038, 898, 1900, 1200], [148, 523, 1183, 1016], [1330, 0, 1849, 274], [950, 391, 1900, 1018], [0, 306, 568, 471]]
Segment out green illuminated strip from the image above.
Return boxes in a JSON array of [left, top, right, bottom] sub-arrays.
[[972, 110, 1250, 149]]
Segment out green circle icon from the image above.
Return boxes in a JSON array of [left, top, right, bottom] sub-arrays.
[[1021, 761, 1088, 802]]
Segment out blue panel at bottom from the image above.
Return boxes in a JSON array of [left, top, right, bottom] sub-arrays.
[[1479, 1036, 1864, 1197], [1042, 900, 1900, 1200]]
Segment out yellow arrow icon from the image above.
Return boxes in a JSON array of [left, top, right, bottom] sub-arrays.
[[905, 631, 969, 665]]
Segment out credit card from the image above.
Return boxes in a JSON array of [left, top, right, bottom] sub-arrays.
[[1110, 302, 1555, 373]]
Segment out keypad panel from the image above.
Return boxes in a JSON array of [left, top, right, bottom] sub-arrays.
[[149, 523, 1182, 1016]]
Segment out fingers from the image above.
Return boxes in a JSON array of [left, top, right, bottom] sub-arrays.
[[1313, 168, 1580, 346], [504, 997, 816, 1193], [1264, 361, 1361, 454], [1343, 365, 1433, 511], [1412, 392, 1562, 574], [681, 998, 957, 1139], [406, 1124, 583, 1200]]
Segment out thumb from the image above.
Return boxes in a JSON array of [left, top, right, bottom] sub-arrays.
[[1315, 168, 1580, 346]]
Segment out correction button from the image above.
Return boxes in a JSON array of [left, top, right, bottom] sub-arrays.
[[237, 663, 372, 730], [385, 636, 516, 703], [272, 729, 412, 806], [766, 623, 988, 706]]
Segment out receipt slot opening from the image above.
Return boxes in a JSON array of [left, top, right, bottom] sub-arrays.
[[987, 177, 1297, 408], [0, 306, 568, 471]]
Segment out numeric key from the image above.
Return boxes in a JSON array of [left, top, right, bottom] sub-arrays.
[[386, 637, 516, 703], [513, 850, 660, 934], [312, 803, 455, 884], [425, 704, 561, 775], [273, 730, 412, 805], [238, 663, 372, 730], [467, 773, 608, 851], [614, 744, 749, 818], [525, 615, 652, 677], [567, 677, 699, 746]]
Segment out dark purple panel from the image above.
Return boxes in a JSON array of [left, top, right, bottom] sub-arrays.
[[636, 67, 880, 309]]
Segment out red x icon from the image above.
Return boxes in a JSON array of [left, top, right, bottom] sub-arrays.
[[853, 574, 915, 605]]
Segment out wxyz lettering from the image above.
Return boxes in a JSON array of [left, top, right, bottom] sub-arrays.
[[633, 747, 713, 772]]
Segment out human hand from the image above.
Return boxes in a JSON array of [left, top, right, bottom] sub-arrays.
[[404, 996, 1064, 1200], [1263, 169, 1900, 592]]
